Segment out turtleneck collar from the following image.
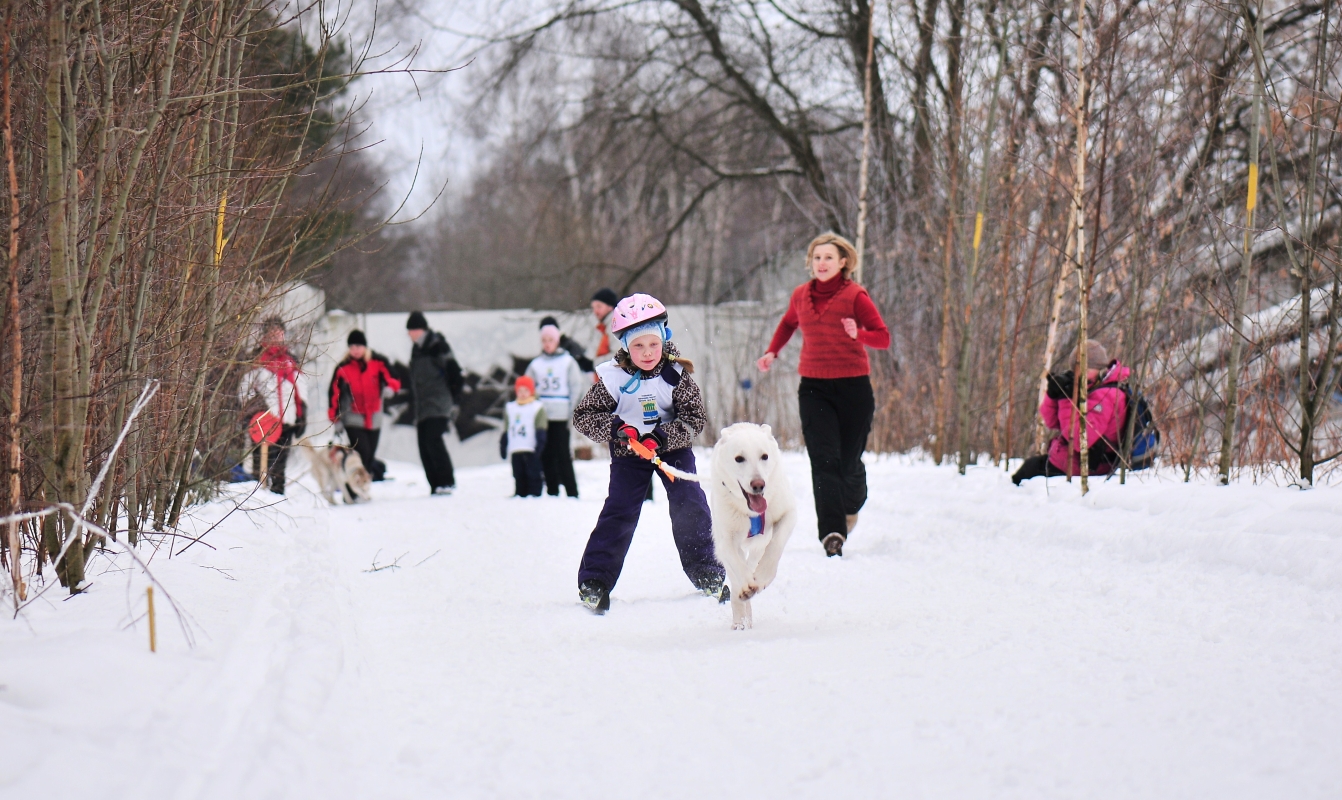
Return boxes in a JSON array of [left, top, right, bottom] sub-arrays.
[[810, 275, 847, 300]]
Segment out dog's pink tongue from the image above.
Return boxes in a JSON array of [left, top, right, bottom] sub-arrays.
[[747, 494, 768, 515]]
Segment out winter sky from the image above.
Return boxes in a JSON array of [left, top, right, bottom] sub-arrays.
[[337, 0, 498, 221]]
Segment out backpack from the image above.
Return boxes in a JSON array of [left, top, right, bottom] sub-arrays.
[[1095, 380, 1160, 471]]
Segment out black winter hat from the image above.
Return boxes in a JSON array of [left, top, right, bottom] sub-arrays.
[[406, 310, 429, 330], [591, 288, 618, 307], [538, 315, 560, 330], [347, 329, 367, 347]]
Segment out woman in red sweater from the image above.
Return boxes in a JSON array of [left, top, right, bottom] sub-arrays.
[[757, 233, 890, 557]]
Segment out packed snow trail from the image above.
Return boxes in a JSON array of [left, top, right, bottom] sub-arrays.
[[2, 454, 1341, 799]]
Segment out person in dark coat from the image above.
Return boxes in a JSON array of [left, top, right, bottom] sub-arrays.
[[328, 329, 401, 481], [406, 311, 464, 495]]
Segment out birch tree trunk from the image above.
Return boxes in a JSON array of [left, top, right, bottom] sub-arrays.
[[1217, 2, 1264, 485], [2, 0, 21, 603], [854, 4, 876, 285], [956, 31, 1008, 474], [1072, 0, 1091, 495]]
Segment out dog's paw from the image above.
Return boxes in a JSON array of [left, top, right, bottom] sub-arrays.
[[731, 619, 753, 631], [738, 583, 761, 600]]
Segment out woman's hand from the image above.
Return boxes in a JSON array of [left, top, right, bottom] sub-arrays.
[[756, 352, 776, 372], [842, 317, 859, 339]]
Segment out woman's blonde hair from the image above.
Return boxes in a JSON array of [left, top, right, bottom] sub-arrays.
[[806, 232, 858, 279]]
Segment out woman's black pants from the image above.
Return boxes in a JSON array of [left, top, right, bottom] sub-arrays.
[[345, 426, 385, 481], [799, 376, 875, 541]]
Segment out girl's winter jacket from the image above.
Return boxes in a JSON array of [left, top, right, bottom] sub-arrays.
[[329, 352, 402, 430], [1040, 360, 1130, 476], [766, 278, 891, 379], [572, 342, 707, 458], [238, 346, 305, 426]]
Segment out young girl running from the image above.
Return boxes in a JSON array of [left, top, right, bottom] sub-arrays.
[[571, 294, 725, 614]]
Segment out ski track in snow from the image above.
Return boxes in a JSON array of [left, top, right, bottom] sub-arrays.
[[2, 453, 1340, 799]]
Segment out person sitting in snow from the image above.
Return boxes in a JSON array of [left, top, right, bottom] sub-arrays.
[[501, 376, 548, 497], [1013, 339, 1129, 484], [571, 293, 725, 614]]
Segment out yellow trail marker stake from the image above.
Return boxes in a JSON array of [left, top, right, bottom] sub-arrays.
[[1246, 163, 1258, 212], [214, 191, 228, 265], [147, 586, 157, 653]]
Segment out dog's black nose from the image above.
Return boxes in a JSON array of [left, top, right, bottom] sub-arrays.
[[750, 479, 765, 494]]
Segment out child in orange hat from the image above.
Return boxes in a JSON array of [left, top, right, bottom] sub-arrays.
[[501, 375, 548, 497]]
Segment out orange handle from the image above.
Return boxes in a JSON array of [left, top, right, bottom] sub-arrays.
[[626, 437, 676, 482]]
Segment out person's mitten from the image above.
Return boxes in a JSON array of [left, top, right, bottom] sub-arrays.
[[1046, 370, 1075, 400], [617, 424, 662, 457]]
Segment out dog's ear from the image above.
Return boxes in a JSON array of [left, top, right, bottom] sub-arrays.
[[719, 427, 731, 440], [760, 424, 772, 436]]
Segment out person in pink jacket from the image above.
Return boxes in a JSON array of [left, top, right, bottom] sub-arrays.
[[1013, 340, 1129, 484]]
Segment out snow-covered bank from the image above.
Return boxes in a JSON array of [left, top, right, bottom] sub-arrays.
[[2, 455, 1340, 799]]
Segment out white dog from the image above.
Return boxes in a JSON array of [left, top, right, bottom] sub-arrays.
[[299, 439, 372, 505], [709, 423, 796, 630]]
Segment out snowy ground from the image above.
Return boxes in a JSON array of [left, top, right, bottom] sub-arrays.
[[2, 453, 1341, 799]]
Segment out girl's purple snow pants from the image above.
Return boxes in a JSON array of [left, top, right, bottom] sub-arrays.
[[578, 448, 723, 592]]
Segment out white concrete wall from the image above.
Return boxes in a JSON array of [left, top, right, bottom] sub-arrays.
[[300, 301, 803, 467]]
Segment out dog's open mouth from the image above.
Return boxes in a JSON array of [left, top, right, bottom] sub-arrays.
[[740, 485, 767, 515]]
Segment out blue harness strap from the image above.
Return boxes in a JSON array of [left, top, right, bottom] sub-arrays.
[[748, 513, 765, 537]]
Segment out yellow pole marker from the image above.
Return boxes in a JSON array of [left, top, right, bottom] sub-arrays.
[[972, 211, 985, 252], [214, 191, 228, 265], [147, 586, 157, 653], [1246, 163, 1258, 212]]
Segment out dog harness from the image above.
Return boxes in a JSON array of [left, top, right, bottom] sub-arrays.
[[748, 513, 766, 537]]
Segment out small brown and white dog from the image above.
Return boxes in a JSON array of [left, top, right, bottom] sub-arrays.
[[299, 439, 372, 505], [709, 423, 796, 630]]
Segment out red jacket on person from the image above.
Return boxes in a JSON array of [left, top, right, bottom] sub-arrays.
[[329, 353, 401, 429], [766, 278, 891, 379], [1040, 361, 1130, 476]]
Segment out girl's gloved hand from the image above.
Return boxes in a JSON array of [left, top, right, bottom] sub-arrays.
[[617, 424, 662, 454]]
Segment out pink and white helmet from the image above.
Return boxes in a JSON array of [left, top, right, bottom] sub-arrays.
[[610, 293, 671, 344]]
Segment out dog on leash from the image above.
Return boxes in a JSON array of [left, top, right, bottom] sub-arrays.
[[709, 423, 796, 630], [299, 439, 372, 505]]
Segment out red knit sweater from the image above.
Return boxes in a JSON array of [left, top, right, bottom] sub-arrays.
[[766, 278, 890, 379]]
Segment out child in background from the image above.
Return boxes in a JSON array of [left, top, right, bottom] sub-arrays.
[[501, 376, 548, 497], [571, 293, 725, 614], [526, 318, 586, 498]]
